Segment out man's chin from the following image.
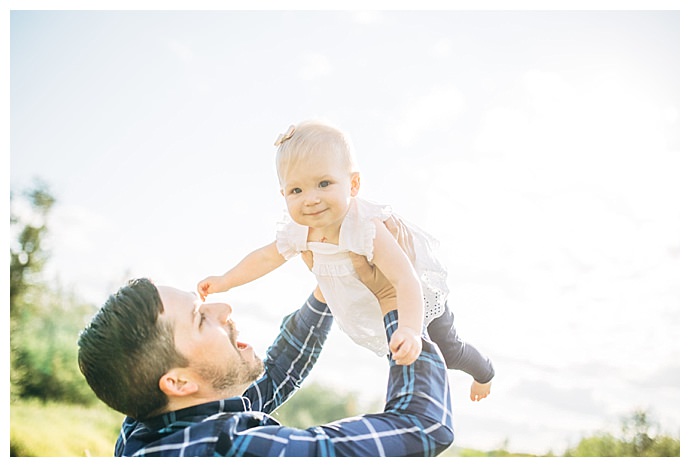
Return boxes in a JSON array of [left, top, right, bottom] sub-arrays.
[[239, 355, 264, 385], [249, 358, 265, 381]]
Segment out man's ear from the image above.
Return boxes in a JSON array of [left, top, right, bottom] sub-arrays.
[[350, 172, 361, 196], [159, 369, 199, 397]]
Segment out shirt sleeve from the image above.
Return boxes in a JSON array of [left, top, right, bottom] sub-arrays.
[[230, 311, 455, 457], [243, 294, 333, 414], [340, 198, 392, 262], [275, 214, 309, 260]]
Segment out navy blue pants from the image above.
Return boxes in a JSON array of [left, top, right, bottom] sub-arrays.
[[426, 304, 494, 384]]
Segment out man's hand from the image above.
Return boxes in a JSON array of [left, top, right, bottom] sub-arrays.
[[301, 251, 314, 270], [349, 214, 418, 315], [309, 216, 413, 314], [300, 251, 327, 302], [383, 215, 416, 264], [350, 253, 397, 315]]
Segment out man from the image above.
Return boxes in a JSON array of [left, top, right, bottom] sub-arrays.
[[78, 252, 454, 456]]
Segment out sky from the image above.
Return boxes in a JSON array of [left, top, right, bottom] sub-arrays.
[[5, 1, 684, 456]]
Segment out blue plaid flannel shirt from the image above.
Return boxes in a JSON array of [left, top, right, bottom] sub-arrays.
[[115, 294, 454, 456]]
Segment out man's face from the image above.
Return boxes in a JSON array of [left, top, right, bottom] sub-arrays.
[[157, 286, 264, 395]]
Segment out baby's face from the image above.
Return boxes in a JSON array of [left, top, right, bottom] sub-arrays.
[[280, 151, 359, 233]]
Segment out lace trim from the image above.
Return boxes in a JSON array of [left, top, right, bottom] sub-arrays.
[[311, 262, 356, 277]]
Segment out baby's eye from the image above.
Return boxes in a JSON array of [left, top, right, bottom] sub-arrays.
[[290, 187, 302, 194], [318, 181, 331, 188]]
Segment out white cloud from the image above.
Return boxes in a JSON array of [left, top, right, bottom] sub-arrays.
[[40, 204, 119, 303], [300, 53, 333, 81], [350, 11, 381, 25], [430, 38, 453, 59], [167, 38, 193, 62], [475, 68, 673, 159], [46, 204, 112, 253], [393, 84, 466, 146], [473, 106, 530, 154]]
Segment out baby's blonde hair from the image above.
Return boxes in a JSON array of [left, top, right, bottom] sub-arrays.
[[275, 120, 359, 186]]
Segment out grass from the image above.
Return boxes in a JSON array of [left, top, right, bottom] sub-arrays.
[[10, 399, 124, 457], [441, 445, 540, 457]]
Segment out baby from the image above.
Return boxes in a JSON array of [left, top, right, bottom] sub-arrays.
[[198, 120, 494, 400]]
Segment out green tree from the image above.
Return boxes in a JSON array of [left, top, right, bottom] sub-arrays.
[[270, 383, 366, 428], [10, 180, 55, 315], [564, 410, 680, 457], [12, 284, 98, 403], [10, 181, 98, 404]]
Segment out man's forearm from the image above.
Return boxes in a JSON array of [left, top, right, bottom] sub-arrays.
[[342, 311, 454, 455], [284, 310, 451, 456], [234, 308, 453, 457], [247, 294, 333, 414]]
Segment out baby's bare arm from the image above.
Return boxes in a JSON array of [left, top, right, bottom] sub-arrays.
[[197, 241, 286, 299], [371, 219, 423, 365]]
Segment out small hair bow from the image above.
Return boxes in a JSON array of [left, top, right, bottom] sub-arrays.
[[274, 125, 296, 147]]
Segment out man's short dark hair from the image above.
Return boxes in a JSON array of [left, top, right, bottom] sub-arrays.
[[78, 278, 188, 419]]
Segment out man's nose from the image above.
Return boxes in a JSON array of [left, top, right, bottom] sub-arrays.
[[203, 302, 232, 323]]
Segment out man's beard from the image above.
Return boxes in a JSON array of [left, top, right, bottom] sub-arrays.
[[197, 354, 265, 393]]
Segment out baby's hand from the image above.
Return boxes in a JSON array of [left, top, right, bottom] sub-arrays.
[[389, 326, 422, 366], [197, 276, 225, 301], [470, 380, 492, 401]]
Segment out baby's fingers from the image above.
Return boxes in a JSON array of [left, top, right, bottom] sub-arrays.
[[197, 283, 207, 296], [391, 341, 415, 366]]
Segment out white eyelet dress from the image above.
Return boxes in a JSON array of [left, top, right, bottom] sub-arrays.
[[276, 197, 449, 357]]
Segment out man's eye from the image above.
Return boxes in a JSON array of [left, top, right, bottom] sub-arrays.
[[319, 181, 330, 188]]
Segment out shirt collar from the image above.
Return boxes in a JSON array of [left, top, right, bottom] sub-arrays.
[[142, 396, 252, 430]]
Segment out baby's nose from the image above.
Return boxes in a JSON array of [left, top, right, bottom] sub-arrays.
[[304, 190, 320, 204]]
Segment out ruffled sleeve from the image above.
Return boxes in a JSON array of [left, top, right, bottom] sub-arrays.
[[275, 213, 309, 260], [340, 198, 392, 262]]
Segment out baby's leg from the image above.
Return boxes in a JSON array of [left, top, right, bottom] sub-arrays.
[[426, 304, 494, 384]]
